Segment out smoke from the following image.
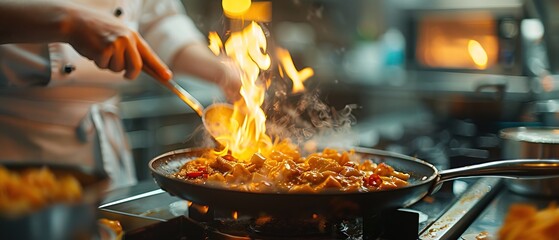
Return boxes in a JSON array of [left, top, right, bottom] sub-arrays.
[[264, 80, 358, 153]]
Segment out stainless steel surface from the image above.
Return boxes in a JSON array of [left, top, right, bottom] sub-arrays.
[[99, 181, 185, 232], [432, 159, 559, 194], [160, 79, 205, 117], [500, 127, 559, 196], [420, 178, 502, 240], [534, 99, 559, 127], [2, 203, 99, 240]]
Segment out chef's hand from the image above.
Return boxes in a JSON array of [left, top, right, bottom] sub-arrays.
[[172, 43, 242, 102], [218, 58, 243, 102], [0, 2, 171, 81], [64, 3, 172, 81]]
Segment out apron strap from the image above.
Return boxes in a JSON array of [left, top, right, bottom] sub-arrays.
[[90, 99, 137, 189]]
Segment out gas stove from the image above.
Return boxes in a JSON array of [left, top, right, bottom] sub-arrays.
[[98, 177, 510, 240]]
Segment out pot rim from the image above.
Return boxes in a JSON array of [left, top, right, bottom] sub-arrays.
[[500, 127, 559, 144]]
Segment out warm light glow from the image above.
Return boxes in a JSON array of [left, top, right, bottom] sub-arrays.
[[222, 0, 251, 18], [232, 211, 238, 220], [226, 2, 272, 22], [416, 13, 498, 70], [468, 40, 488, 69], [276, 47, 314, 93], [189, 203, 209, 214], [201, 206, 209, 214], [312, 213, 318, 219]]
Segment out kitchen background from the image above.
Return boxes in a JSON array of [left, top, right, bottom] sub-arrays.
[[117, 0, 559, 182]]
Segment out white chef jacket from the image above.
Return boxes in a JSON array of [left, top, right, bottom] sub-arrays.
[[0, 0, 204, 189]]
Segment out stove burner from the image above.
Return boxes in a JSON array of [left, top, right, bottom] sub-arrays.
[[185, 203, 418, 240], [248, 216, 331, 237]]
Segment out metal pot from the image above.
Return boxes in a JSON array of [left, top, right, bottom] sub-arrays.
[[0, 163, 109, 240], [533, 99, 559, 127], [500, 127, 559, 196]]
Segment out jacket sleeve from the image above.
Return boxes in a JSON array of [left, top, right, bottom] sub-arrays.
[[138, 0, 205, 66]]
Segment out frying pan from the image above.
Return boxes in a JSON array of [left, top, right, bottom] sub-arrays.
[[0, 162, 109, 240], [150, 147, 559, 217]]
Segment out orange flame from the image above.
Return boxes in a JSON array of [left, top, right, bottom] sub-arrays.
[[232, 211, 238, 220], [208, 21, 314, 160], [276, 47, 314, 93], [189, 203, 209, 214], [208, 32, 223, 56], [208, 22, 273, 160]]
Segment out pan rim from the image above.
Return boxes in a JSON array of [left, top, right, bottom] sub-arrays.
[[149, 146, 439, 196]]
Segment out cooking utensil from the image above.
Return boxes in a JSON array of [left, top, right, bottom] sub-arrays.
[[501, 127, 559, 196], [143, 67, 235, 147], [149, 147, 559, 217], [0, 162, 109, 240]]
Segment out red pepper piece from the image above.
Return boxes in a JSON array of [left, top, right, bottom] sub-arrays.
[[367, 174, 383, 187], [223, 155, 235, 161], [186, 171, 204, 179]]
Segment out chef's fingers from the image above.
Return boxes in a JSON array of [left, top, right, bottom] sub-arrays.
[[135, 34, 172, 82], [108, 37, 126, 73], [95, 44, 113, 69], [123, 39, 142, 80]]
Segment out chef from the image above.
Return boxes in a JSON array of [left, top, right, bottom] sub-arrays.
[[0, 1, 240, 189]]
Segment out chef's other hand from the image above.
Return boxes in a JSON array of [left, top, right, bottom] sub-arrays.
[[65, 4, 172, 81], [172, 43, 242, 102], [219, 58, 243, 102]]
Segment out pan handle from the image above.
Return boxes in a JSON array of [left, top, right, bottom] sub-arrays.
[[429, 159, 559, 194]]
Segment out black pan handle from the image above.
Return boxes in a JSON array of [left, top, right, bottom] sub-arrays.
[[429, 159, 559, 194]]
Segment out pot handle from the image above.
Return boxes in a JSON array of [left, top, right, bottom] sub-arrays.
[[429, 159, 559, 194]]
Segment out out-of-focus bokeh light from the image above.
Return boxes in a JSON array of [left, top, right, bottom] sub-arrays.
[[222, 0, 251, 18]]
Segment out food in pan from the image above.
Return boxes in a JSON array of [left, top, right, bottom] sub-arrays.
[[173, 140, 410, 193], [99, 218, 124, 240], [499, 203, 559, 240], [0, 166, 82, 217]]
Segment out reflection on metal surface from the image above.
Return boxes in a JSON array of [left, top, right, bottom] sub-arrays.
[[168, 200, 188, 217], [420, 178, 501, 240], [99, 189, 164, 209]]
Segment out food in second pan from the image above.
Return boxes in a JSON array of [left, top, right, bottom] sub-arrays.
[[0, 166, 82, 217], [173, 140, 410, 193], [499, 203, 559, 240]]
